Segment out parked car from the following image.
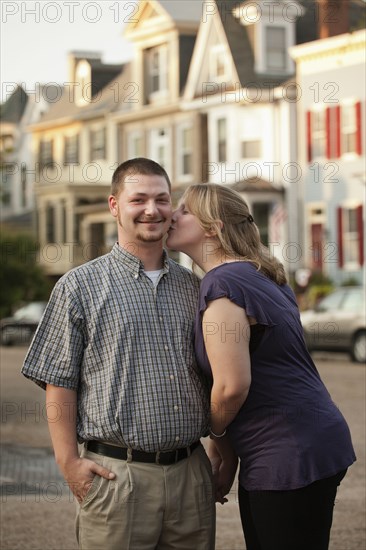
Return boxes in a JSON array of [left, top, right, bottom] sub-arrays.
[[300, 287, 366, 364], [0, 302, 47, 346]]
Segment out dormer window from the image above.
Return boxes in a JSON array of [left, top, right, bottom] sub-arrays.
[[210, 45, 230, 81], [145, 44, 168, 103], [266, 27, 286, 71]]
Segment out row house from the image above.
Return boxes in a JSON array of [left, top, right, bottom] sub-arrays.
[[0, 84, 56, 232], [28, 0, 365, 279], [291, 28, 365, 286], [27, 51, 124, 278]]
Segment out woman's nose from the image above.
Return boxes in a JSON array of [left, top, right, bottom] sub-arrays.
[[171, 208, 181, 221]]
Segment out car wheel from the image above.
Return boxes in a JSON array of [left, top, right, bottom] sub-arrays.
[[350, 331, 366, 364], [0, 327, 14, 346]]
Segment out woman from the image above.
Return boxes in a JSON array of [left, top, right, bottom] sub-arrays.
[[166, 184, 356, 550]]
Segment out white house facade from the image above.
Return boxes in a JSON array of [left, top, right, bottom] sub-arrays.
[[290, 30, 365, 286]]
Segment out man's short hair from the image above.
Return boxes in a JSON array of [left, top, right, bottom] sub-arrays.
[[111, 158, 172, 196]]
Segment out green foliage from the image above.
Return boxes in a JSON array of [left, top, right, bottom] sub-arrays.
[[0, 232, 52, 317], [340, 277, 360, 287], [304, 272, 334, 310]]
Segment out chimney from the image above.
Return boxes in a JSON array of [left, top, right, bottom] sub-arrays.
[[318, 0, 350, 39]]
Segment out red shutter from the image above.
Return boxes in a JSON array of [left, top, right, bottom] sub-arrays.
[[306, 111, 312, 163], [357, 204, 364, 266], [325, 107, 331, 159], [335, 105, 342, 158], [355, 101, 362, 156], [337, 207, 344, 267]]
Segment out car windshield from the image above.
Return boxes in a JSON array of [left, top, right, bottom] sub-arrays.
[[317, 291, 344, 311], [13, 303, 46, 321], [341, 289, 365, 313]]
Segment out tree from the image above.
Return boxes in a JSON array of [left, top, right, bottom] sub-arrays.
[[0, 232, 52, 318]]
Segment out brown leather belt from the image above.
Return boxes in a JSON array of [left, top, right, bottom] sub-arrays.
[[85, 440, 201, 465]]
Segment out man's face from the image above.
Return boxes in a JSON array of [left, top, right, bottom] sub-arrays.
[[109, 173, 172, 246]]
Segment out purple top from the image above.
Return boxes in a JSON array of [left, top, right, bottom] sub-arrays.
[[195, 262, 356, 490]]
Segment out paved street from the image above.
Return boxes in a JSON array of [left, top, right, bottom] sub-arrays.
[[0, 346, 365, 550]]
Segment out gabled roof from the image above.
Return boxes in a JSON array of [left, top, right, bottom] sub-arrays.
[[158, 0, 203, 23], [232, 178, 284, 193], [216, 0, 297, 87], [30, 62, 127, 128], [0, 86, 29, 123]]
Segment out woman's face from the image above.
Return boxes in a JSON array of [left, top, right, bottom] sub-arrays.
[[166, 202, 206, 254]]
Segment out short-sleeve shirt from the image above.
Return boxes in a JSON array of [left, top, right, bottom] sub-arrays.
[[195, 262, 356, 490], [22, 244, 209, 452]]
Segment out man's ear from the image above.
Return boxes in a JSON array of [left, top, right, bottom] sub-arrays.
[[204, 220, 223, 237], [108, 195, 118, 217]]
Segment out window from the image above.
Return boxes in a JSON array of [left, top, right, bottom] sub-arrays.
[[241, 140, 262, 159], [217, 118, 227, 163], [343, 208, 359, 265], [210, 45, 230, 80], [62, 200, 67, 243], [0, 168, 12, 206], [90, 128, 106, 161], [21, 164, 27, 208], [146, 45, 168, 100], [149, 128, 170, 173], [177, 126, 193, 177], [266, 27, 286, 71], [45, 204, 55, 243], [308, 102, 362, 161], [39, 139, 54, 168], [252, 203, 270, 246], [128, 132, 143, 159], [341, 104, 357, 155], [338, 205, 364, 268], [311, 111, 326, 159], [64, 135, 79, 165]]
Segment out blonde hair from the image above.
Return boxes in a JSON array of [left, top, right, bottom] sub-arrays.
[[183, 184, 287, 285]]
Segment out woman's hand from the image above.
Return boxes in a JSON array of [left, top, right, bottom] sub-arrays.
[[215, 454, 238, 504]]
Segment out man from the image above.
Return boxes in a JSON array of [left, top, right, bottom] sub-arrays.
[[22, 158, 215, 550]]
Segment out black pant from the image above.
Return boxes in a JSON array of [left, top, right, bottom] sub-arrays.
[[238, 470, 347, 550]]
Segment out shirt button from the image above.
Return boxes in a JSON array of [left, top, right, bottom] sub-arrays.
[[170, 375, 174, 380], [159, 317, 163, 322], [134, 274, 138, 279], [164, 345, 169, 351], [174, 405, 179, 411], [175, 436, 180, 442]]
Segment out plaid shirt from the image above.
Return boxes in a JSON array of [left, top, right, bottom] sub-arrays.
[[22, 244, 209, 452]]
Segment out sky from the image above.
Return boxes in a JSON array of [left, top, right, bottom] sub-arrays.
[[0, 1, 135, 102]]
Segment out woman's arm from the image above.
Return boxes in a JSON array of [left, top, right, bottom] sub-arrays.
[[203, 297, 251, 436]]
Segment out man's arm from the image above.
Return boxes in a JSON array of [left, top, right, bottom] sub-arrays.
[[46, 384, 115, 503]]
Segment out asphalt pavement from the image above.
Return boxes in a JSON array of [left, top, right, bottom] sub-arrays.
[[1, 346, 365, 550]]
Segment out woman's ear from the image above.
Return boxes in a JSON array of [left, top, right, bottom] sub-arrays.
[[204, 220, 223, 237]]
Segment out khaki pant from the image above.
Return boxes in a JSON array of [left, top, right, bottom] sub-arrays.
[[76, 444, 215, 550]]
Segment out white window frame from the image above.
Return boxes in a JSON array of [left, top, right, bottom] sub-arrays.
[[341, 102, 358, 157], [176, 124, 194, 182], [265, 26, 287, 72], [147, 44, 168, 102], [127, 130, 144, 159], [90, 127, 106, 161], [209, 44, 231, 81], [311, 109, 326, 159], [241, 139, 262, 159], [149, 127, 171, 175], [342, 206, 360, 270], [217, 118, 227, 163], [64, 134, 79, 165]]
